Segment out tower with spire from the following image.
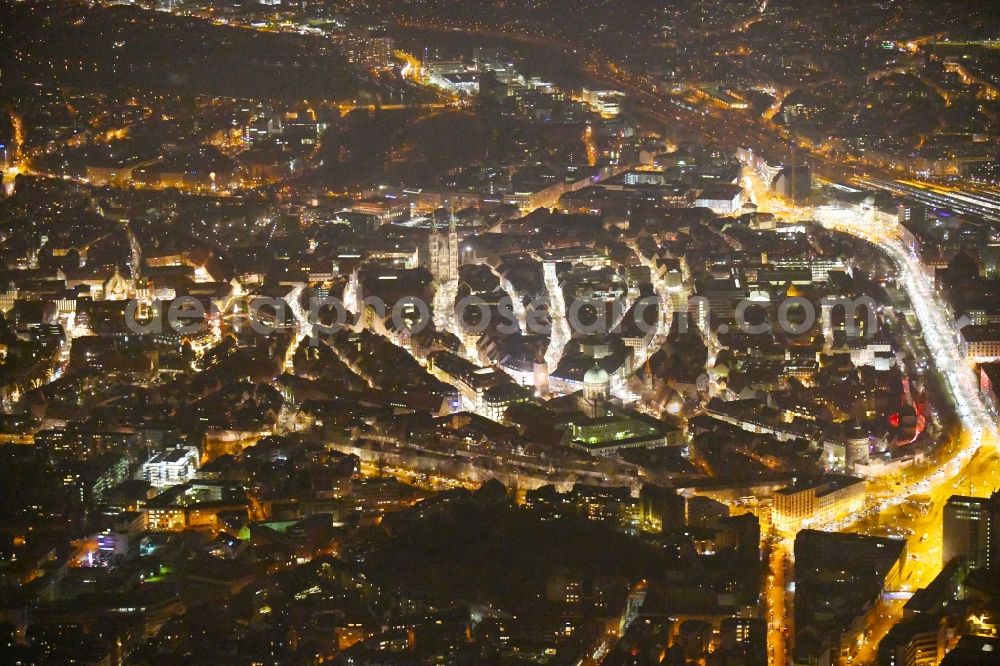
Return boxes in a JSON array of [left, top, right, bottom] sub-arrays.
[[447, 215, 459, 280], [428, 216, 441, 279], [427, 209, 459, 282]]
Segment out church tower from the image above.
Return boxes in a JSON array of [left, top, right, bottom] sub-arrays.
[[428, 217, 442, 281], [427, 214, 459, 282], [447, 215, 459, 281]]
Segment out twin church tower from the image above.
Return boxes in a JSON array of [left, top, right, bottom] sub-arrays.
[[427, 215, 460, 283]]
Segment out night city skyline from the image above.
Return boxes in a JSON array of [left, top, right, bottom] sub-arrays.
[[0, 1, 999, 665]]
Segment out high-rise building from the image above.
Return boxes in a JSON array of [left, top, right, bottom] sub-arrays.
[[342, 27, 394, 71], [943, 493, 998, 571], [897, 200, 927, 229], [720, 617, 767, 665], [639, 484, 686, 531], [774, 164, 811, 202]]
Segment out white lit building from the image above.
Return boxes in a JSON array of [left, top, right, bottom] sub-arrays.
[[580, 88, 624, 117], [694, 184, 745, 214], [141, 446, 200, 488]]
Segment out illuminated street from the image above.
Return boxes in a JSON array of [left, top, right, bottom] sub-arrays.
[[765, 538, 790, 666]]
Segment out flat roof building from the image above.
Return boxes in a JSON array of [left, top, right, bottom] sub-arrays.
[[795, 529, 907, 665], [141, 446, 200, 488], [943, 493, 998, 572], [773, 473, 865, 533]]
